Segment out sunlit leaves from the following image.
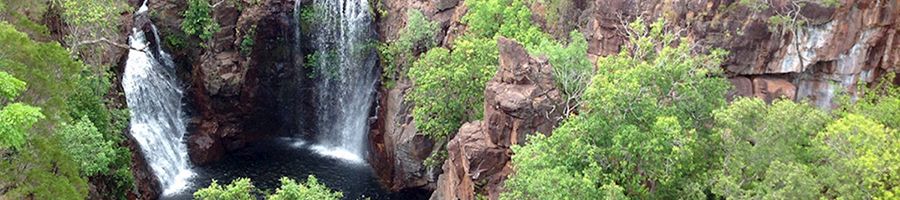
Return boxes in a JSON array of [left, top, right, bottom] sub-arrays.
[[194, 178, 256, 200], [194, 176, 343, 200], [267, 176, 343, 200], [56, 116, 116, 176], [504, 18, 730, 199], [182, 0, 220, 41], [0, 103, 44, 150]]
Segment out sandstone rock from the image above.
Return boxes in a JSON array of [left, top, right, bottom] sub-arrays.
[[573, 0, 899, 108], [728, 76, 754, 101], [369, 81, 439, 191], [752, 76, 797, 103], [431, 37, 562, 200], [370, 0, 466, 191]]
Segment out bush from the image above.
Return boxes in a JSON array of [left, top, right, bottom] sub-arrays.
[[194, 178, 255, 200], [267, 176, 343, 200], [182, 0, 220, 41], [407, 36, 498, 141], [816, 114, 900, 198], [379, 9, 438, 87], [194, 176, 343, 200], [710, 98, 830, 199], [530, 31, 593, 116], [56, 116, 116, 176], [503, 18, 730, 199]]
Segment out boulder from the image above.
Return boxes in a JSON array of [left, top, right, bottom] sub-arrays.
[[752, 76, 797, 103], [431, 37, 562, 200]]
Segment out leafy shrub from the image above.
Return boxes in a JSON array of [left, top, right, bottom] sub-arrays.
[[378, 9, 438, 87], [182, 0, 220, 41], [711, 98, 830, 199], [503, 18, 730, 199], [267, 176, 343, 200], [194, 176, 343, 200], [530, 31, 593, 116], [816, 114, 900, 198], [407, 36, 498, 141], [194, 178, 256, 200], [56, 116, 116, 176]]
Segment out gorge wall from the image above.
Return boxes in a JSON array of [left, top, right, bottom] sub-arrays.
[[143, 0, 315, 166], [368, 0, 900, 198], [103, 0, 899, 198]]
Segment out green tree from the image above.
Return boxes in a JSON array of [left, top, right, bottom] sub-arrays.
[[0, 71, 44, 150], [55, 116, 116, 176], [378, 9, 439, 87], [182, 0, 220, 41], [531, 31, 594, 116], [0, 137, 88, 200], [267, 176, 343, 200], [816, 114, 900, 199], [503, 18, 730, 199], [710, 98, 830, 199], [56, 0, 130, 67], [408, 36, 498, 141], [194, 178, 255, 200]]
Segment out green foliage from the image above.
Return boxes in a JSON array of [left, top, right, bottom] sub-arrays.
[[194, 176, 343, 200], [56, 116, 116, 176], [710, 98, 830, 199], [267, 176, 343, 200], [0, 137, 88, 200], [194, 178, 256, 200], [0, 70, 25, 100], [240, 25, 256, 56], [298, 4, 319, 32], [182, 0, 220, 41], [463, 0, 547, 46], [0, 71, 44, 151], [816, 114, 900, 198], [841, 73, 900, 129], [530, 31, 593, 116], [0, 22, 81, 124], [0, 103, 44, 150], [57, 0, 126, 28], [504, 18, 730, 199], [378, 9, 438, 87], [408, 36, 498, 140], [0, 21, 134, 198]]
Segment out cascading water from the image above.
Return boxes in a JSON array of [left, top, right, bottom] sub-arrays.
[[304, 0, 378, 163], [123, 1, 194, 195]]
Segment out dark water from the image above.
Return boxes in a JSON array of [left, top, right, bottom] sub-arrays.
[[163, 138, 429, 200]]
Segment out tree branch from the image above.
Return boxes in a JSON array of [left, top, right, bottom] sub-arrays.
[[74, 38, 146, 53]]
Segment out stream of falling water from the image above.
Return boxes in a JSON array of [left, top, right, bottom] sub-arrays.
[[305, 0, 378, 163], [122, 0, 194, 195]]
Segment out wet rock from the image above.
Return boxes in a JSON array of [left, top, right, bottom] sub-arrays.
[[431, 37, 562, 200]]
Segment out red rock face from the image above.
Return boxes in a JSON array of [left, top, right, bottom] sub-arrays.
[[369, 0, 466, 191], [572, 0, 899, 108], [146, 0, 302, 165], [431, 37, 562, 200]]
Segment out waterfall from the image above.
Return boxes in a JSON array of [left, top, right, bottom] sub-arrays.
[[303, 0, 377, 163], [123, 1, 194, 195]]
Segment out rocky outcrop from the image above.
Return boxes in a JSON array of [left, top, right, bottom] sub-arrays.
[[148, 0, 309, 165], [369, 0, 466, 191], [431, 37, 562, 200], [566, 0, 899, 107]]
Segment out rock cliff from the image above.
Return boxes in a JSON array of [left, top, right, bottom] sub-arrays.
[[430, 37, 562, 200], [147, 0, 313, 165], [371, 1, 899, 195]]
